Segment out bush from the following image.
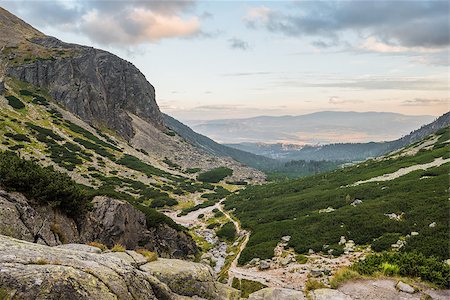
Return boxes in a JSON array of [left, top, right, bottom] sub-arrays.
[[232, 278, 267, 298], [198, 213, 205, 219], [136, 248, 158, 262], [352, 252, 450, 287], [295, 254, 308, 264], [330, 267, 361, 288], [371, 233, 401, 252], [0, 151, 90, 217], [136, 204, 184, 231], [217, 222, 236, 241], [305, 278, 326, 292], [111, 244, 126, 252], [6, 95, 25, 109], [88, 241, 107, 251], [197, 167, 233, 183]]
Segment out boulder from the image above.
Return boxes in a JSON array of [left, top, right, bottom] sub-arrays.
[[217, 282, 241, 300], [396, 281, 415, 294], [310, 288, 352, 300], [0, 235, 163, 299], [259, 260, 270, 270], [140, 258, 220, 299], [248, 287, 305, 300]]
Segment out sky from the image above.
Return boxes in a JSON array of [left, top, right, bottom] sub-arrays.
[[1, 0, 449, 121]]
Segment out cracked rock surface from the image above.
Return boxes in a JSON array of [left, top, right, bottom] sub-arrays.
[[0, 235, 240, 300]]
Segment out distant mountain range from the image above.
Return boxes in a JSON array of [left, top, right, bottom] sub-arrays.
[[227, 112, 450, 162], [187, 111, 435, 144]]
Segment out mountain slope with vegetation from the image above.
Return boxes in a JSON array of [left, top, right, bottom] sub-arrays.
[[225, 129, 450, 267], [0, 7, 264, 184]]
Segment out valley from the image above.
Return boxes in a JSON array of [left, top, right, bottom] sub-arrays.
[[0, 5, 448, 300]]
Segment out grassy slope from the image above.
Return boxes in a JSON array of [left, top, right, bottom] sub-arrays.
[[225, 131, 450, 264], [0, 79, 225, 217]]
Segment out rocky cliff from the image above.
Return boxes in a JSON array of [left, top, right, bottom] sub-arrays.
[[6, 36, 164, 140], [0, 189, 197, 259]]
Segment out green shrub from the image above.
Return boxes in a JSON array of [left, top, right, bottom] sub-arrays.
[[0, 151, 90, 217], [352, 252, 450, 287], [19, 89, 34, 96], [197, 167, 233, 183], [371, 233, 401, 252], [4, 132, 30, 142], [232, 278, 267, 298], [6, 95, 25, 109], [186, 168, 201, 174], [216, 222, 236, 241]]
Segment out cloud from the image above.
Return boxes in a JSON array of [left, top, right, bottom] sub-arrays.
[[328, 96, 362, 105], [402, 98, 449, 106], [228, 37, 250, 50], [221, 71, 274, 77], [278, 76, 448, 91], [2, 0, 202, 46], [244, 1, 449, 50]]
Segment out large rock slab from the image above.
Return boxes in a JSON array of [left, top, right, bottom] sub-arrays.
[[0, 235, 162, 299], [140, 258, 220, 299], [310, 288, 352, 300], [248, 287, 305, 300]]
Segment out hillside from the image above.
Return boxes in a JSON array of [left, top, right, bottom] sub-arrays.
[[225, 128, 450, 267], [0, 7, 264, 184], [188, 111, 435, 144], [228, 112, 450, 162]]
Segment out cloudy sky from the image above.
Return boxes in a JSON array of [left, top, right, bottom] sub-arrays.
[[2, 0, 448, 120]]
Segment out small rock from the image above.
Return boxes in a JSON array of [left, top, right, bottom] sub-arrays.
[[429, 222, 436, 228], [319, 207, 335, 213], [259, 260, 270, 270], [396, 281, 415, 294], [310, 269, 323, 277], [350, 199, 362, 206], [308, 249, 315, 255], [281, 235, 291, 242], [411, 232, 419, 236], [338, 236, 346, 245]]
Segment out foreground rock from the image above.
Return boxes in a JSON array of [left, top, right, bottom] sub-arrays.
[[0, 189, 197, 259], [248, 288, 305, 300], [0, 235, 239, 300]]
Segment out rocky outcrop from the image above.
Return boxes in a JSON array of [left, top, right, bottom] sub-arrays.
[[0, 234, 239, 299], [0, 189, 197, 258], [6, 36, 164, 140]]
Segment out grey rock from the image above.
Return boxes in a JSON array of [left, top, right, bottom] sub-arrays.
[[0, 234, 162, 299], [0, 80, 4, 94], [55, 243, 101, 253], [248, 287, 305, 300], [259, 260, 270, 270], [140, 258, 221, 299], [310, 288, 352, 300], [7, 36, 165, 141], [396, 281, 415, 294]]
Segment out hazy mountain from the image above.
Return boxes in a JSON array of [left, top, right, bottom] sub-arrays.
[[188, 111, 435, 144], [228, 112, 450, 162]]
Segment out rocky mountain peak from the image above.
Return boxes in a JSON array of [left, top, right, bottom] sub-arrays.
[[1, 7, 165, 140]]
